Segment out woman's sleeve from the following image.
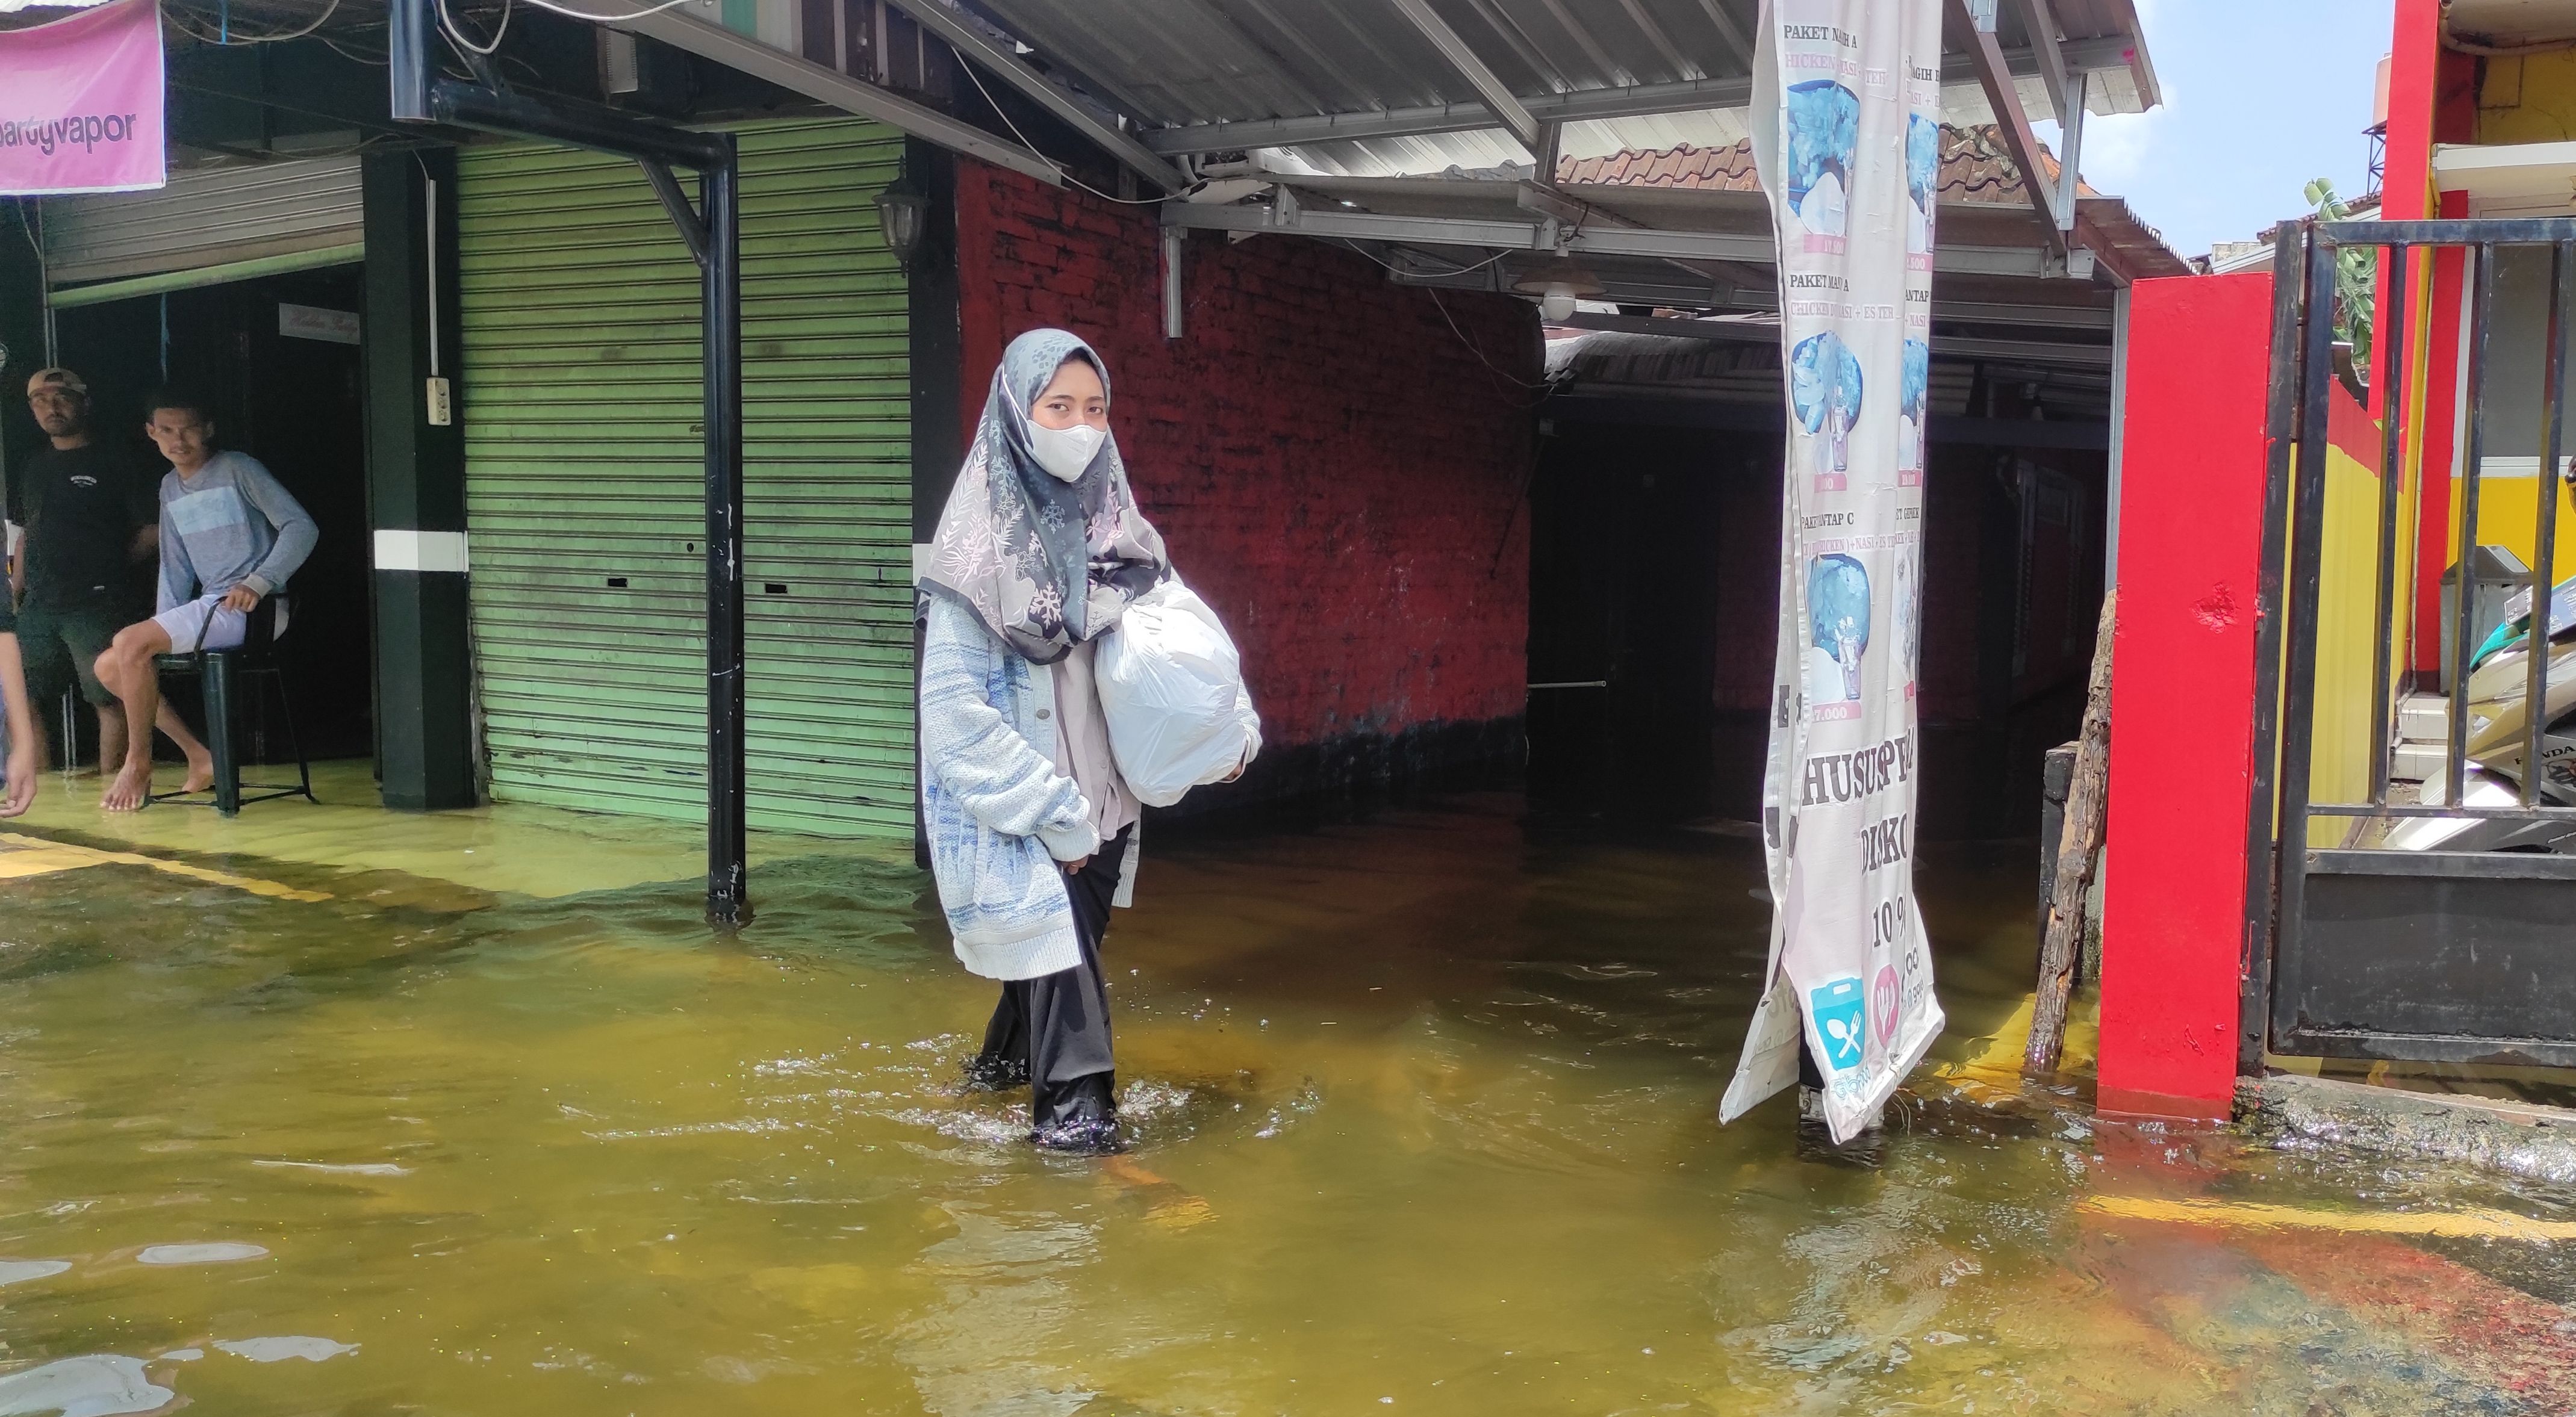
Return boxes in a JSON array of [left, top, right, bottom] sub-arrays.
[[919, 597, 1101, 861]]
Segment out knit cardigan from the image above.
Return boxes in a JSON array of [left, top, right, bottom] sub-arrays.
[[919, 595, 1137, 981]]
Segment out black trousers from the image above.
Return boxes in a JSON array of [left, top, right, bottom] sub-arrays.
[[979, 828, 1130, 1091]]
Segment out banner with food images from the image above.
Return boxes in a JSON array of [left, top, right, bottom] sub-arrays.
[[1722, 0, 1946, 1144]]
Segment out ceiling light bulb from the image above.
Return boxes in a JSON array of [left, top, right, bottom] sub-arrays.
[[1540, 284, 1578, 321]]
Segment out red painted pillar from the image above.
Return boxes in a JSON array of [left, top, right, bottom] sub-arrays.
[[2096, 271, 2277, 1118], [2378, 0, 2484, 669]]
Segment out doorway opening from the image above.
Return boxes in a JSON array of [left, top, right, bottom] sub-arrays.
[[46, 265, 375, 772], [1526, 397, 2107, 839]]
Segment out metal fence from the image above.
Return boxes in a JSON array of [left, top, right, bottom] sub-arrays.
[[2249, 216, 2576, 1071]]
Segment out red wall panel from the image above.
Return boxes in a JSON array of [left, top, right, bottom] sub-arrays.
[[2097, 271, 2277, 1116]]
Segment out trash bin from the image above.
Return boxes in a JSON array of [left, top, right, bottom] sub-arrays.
[[2441, 544, 2530, 692]]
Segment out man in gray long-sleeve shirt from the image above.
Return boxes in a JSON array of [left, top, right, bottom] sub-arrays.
[[94, 389, 318, 811]]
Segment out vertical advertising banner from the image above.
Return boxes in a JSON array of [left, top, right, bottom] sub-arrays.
[[0, 0, 166, 197], [1723, 0, 1944, 1144]]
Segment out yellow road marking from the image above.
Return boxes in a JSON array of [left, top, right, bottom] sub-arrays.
[[1932, 992, 2102, 1105], [0, 833, 330, 902], [0, 846, 111, 880], [1959, 997, 2038, 1074], [2082, 1194, 2576, 1242]]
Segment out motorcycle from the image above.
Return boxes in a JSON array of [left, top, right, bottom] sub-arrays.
[[2386, 573, 2576, 852]]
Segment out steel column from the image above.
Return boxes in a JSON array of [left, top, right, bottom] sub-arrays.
[[2449, 245, 2497, 809], [387, 0, 753, 925], [703, 155, 748, 923], [2266, 223, 2344, 1052], [2366, 244, 2410, 808], [2524, 243, 2572, 805], [2239, 223, 2313, 1071]]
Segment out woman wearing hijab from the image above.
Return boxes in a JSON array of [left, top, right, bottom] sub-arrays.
[[917, 329, 1171, 1155]]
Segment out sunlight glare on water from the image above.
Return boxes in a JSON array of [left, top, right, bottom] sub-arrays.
[[0, 795, 2572, 1413]]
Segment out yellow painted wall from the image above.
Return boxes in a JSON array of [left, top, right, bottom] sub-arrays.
[[2452, 470, 2576, 567], [2310, 438, 2398, 818], [2478, 50, 2576, 141]]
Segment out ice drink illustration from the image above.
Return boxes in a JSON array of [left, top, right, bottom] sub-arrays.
[[1804, 554, 1873, 719], [1785, 80, 1859, 249], [1792, 333, 1865, 492], [1905, 113, 1939, 269]]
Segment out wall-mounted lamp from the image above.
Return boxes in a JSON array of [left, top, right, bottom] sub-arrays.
[[874, 166, 930, 270], [1513, 256, 1604, 323]]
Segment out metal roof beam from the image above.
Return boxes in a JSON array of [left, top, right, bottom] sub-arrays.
[[1514, 179, 1768, 289], [1138, 35, 2141, 155], [1386, 0, 1542, 149], [601, 4, 1063, 185], [1554, 309, 2111, 366], [1687, 0, 1755, 65], [1160, 197, 2093, 278], [877, 0, 1187, 190], [2011, 0, 2071, 120], [1947, 0, 2065, 254]]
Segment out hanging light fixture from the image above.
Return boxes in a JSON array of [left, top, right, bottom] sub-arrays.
[[1513, 256, 1604, 322], [874, 164, 930, 270]]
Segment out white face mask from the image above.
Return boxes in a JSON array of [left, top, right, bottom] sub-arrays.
[[1025, 419, 1105, 482]]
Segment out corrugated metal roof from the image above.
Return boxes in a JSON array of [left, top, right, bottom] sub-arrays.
[[41, 155, 362, 285], [963, 0, 2157, 159]]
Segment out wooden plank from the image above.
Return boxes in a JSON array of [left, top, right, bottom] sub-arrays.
[[2030, 589, 2115, 1071]]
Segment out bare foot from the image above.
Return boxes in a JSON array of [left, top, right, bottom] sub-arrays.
[[101, 764, 155, 812], [179, 755, 214, 796], [1103, 1155, 1216, 1230]]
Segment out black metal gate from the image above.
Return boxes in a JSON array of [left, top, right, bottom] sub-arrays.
[[2251, 217, 2576, 1071]]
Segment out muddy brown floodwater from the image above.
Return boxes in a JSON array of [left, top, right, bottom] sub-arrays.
[[2, 793, 2575, 1414]]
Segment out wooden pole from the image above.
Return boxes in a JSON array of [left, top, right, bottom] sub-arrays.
[[2029, 589, 2118, 1073]]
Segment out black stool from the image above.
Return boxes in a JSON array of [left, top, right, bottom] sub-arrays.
[[152, 595, 316, 815]]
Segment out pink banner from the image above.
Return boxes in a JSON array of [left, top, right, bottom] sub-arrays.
[[0, 0, 164, 196]]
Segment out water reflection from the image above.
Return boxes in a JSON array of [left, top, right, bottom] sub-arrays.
[[0, 794, 2568, 1413]]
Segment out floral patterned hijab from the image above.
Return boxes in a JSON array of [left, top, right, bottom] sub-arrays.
[[918, 329, 1171, 664]]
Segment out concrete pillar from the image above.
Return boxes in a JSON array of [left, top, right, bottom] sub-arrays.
[[907, 138, 960, 864], [2097, 271, 2276, 1118], [0, 204, 48, 522], [362, 149, 477, 810]]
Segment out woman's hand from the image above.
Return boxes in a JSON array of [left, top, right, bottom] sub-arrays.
[[1065, 856, 1092, 874]]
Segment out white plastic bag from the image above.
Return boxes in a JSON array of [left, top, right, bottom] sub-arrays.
[[1095, 576, 1262, 807]]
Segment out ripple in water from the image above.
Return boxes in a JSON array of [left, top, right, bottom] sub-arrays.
[[136, 1242, 269, 1266], [0, 1355, 174, 1417], [213, 1336, 357, 1363], [252, 1159, 410, 1178], [0, 1260, 69, 1287]]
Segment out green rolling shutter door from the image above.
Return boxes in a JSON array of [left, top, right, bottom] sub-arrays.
[[456, 119, 914, 838]]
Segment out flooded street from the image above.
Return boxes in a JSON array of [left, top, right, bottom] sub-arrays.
[[2, 795, 2574, 1414]]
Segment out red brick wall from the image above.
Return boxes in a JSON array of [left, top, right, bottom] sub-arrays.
[[953, 163, 1541, 752]]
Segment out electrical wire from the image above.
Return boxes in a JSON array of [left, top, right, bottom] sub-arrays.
[[162, 0, 339, 45], [1429, 288, 1554, 393], [319, 34, 388, 64], [1331, 237, 1512, 281], [514, 0, 709, 22], [437, 0, 509, 55], [951, 48, 1177, 207]]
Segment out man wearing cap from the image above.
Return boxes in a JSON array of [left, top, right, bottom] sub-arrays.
[[9, 367, 158, 784]]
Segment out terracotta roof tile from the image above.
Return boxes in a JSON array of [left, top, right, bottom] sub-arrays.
[[1555, 124, 2094, 205]]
